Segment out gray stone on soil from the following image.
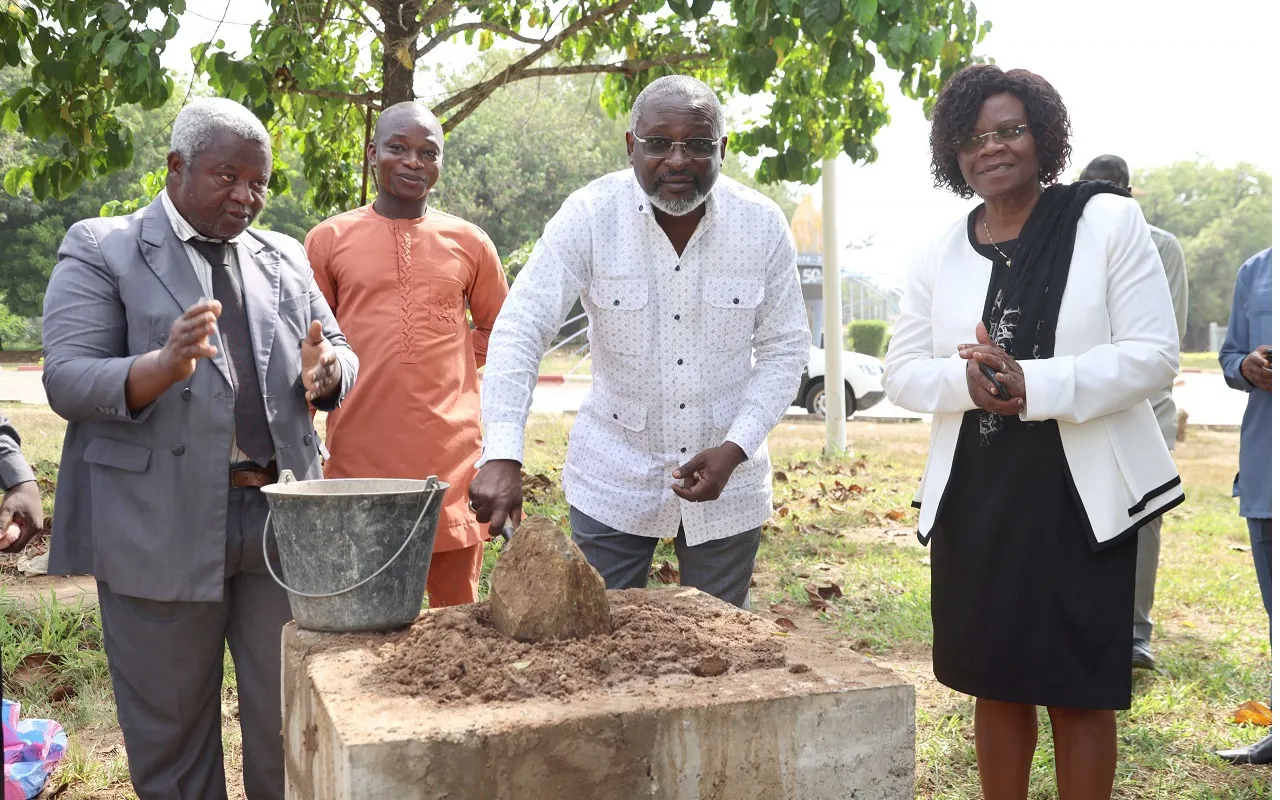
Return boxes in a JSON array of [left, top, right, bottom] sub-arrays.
[[488, 516, 611, 642]]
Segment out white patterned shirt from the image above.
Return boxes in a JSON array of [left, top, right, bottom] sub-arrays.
[[480, 170, 810, 544]]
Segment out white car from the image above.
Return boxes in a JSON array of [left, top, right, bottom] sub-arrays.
[[794, 341, 886, 419]]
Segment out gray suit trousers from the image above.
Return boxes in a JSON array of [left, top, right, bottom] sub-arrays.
[[569, 506, 761, 609], [98, 487, 292, 800], [1133, 517, 1162, 643]]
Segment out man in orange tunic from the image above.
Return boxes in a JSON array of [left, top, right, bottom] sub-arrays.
[[305, 102, 509, 606]]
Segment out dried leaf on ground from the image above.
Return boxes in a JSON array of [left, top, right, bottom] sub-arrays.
[[1229, 544, 1250, 552], [808, 581, 843, 601], [11, 652, 61, 685], [769, 603, 789, 615], [774, 617, 799, 632], [774, 471, 789, 483], [651, 560, 680, 584], [776, 507, 790, 518], [48, 683, 77, 702], [803, 584, 831, 610], [1232, 700, 1272, 726], [886, 509, 906, 522]]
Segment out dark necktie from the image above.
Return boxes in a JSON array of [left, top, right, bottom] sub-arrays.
[[187, 239, 275, 466]]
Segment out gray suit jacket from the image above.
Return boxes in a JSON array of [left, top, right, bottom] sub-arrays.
[[43, 196, 359, 602]]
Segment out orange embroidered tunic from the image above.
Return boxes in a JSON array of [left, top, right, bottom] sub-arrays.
[[305, 205, 509, 552]]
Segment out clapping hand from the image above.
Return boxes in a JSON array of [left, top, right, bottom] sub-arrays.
[[301, 321, 341, 403]]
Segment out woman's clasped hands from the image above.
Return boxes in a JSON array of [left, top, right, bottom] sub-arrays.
[[959, 322, 1027, 414]]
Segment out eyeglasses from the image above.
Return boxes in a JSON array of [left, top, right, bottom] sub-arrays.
[[955, 124, 1029, 153], [632, 135, 719, 159]]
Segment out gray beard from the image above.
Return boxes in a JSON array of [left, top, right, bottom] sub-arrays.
[[647, 188, 706, 217]]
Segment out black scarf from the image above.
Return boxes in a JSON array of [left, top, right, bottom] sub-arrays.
[[981, 180, 1131, 360], [975, 180, 1130, 444]]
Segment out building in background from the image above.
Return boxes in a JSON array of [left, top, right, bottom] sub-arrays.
[[790, 194, 903, 348]]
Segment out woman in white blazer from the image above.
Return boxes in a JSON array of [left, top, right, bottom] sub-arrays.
[[884, 65, 1182, 800]]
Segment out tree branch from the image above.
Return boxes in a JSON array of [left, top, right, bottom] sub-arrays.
[[292, 85, 382, 108], [342, 0, 383, 41], [417, 21, 546, 58], [419, 0, 458, 32], [437, 53, 713, 133], [432, 0, 644, 119]]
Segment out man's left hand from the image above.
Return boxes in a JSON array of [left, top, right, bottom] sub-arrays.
[[301, 320, 341, 403], [0, 481, 43, 553], [672, 443, 747, 503]]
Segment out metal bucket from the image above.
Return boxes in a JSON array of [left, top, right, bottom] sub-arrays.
[[261, 470, 447, 632]]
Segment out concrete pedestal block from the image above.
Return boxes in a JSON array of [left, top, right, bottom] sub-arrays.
[[283, 588, 914, 800]]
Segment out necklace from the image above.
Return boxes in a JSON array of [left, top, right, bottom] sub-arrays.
[[982, 212, 1019, 268]]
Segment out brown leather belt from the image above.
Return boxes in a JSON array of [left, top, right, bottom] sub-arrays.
[[230, 461, 278, 489]]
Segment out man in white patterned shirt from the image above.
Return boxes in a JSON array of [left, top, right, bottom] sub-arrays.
[[469, 75, 810, 608]]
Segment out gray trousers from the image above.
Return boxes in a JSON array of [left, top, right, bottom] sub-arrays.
[[568, 507, 761, 608], [1133, 517, 1162, 642], [98, 487, 292, 800], [1247, 518, 1272, 618]]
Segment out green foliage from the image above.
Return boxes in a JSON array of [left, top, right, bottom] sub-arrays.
[[1129, 160, 1271, 331], [846, 319, 888, 357], [0, 0, 181, 201], [3, 0, 989, 214], [0, 294, 36, 348]]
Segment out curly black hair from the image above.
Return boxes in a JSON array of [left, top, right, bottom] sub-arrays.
[[928, 65, 1073, 198]]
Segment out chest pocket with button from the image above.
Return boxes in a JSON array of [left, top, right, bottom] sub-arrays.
[[588, 278, 649, 356], [703, 276, 765, 352]]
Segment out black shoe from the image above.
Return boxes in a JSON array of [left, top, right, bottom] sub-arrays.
[[1217, 734, 1272, 765], [1132, 640, 1157, 671]]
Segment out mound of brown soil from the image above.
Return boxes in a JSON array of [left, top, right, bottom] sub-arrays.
[[377, 588, 787, 706]]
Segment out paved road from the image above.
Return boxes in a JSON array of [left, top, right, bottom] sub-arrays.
[[2, 369, 1245, 427]]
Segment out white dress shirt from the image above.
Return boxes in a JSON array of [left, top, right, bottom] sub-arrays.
[[159, 190, 260, 465], [481, 170, 810, 544]]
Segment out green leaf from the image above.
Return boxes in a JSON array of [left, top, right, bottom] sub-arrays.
[[31, 169, 49, 202], [163, 14, 181, 41], [801, 0, 841, 39], [751, 47, 777, 78], [852, 0, 878, 25], [886, 23, 913, 55], [667, 0, 692, 18], [1, 107, 16, 132], [3, 166, 26, 197], [691, 0, 714, 17], [105, 37, 129, 65]]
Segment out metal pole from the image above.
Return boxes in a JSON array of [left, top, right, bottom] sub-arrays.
[[821, 157, 846, 456]]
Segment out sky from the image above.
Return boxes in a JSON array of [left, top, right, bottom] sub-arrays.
[[161, 0, 1277, 283]]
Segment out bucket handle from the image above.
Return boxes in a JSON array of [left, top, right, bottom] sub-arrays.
[[262, 471, 442, 600]]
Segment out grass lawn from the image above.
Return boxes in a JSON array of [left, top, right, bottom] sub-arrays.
[[0, 403, 1270, 799], [1182, 352, 1224, 372]]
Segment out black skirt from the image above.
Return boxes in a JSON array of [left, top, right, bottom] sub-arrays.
[[930, 412, 1138, 710]]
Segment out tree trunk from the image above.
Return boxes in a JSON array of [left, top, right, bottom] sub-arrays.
[[377, 0, 418, 106]]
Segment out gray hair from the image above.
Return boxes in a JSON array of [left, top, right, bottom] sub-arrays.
[[170, 98, 271, 164], [629, 75, 725, 138]]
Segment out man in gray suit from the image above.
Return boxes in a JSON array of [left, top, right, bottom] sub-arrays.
[[1081, 154, 1189, 670], [42, 98, 358, 800]]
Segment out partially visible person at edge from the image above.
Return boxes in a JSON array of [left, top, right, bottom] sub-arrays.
[[305, 102, 509, 607], [883, 65, 1181, 799], [0, 410, 44, 699], [468, 75, 809, 610], [42, 98, 358, 800], [1080, 153, 1189, 672], [1214, 246, 1272, 766], [0, 412, 43, 555]]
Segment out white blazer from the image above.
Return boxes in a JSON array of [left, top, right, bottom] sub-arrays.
[[885, 193, 1184, 547]]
